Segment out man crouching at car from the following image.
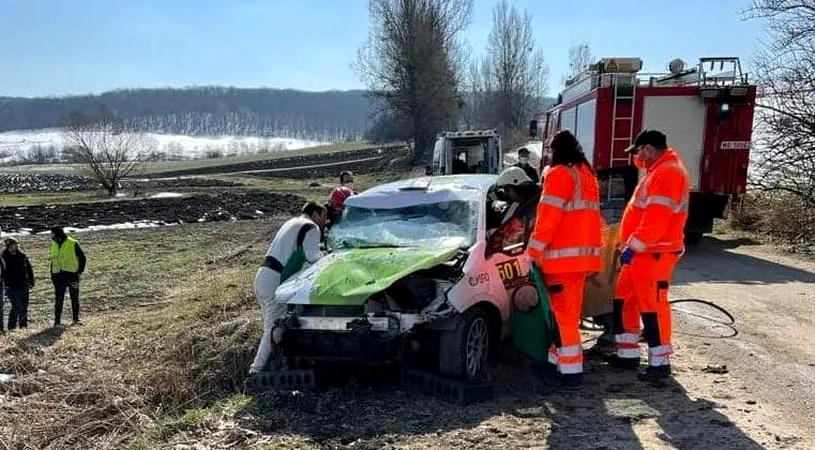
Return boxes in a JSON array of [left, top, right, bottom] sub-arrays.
[[249, 201, 327, 374]]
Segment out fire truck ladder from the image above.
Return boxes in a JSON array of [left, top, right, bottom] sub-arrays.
[[607, 76, 637, 199]]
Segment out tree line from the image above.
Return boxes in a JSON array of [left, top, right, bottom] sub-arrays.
[[0, 87, 374, 141]]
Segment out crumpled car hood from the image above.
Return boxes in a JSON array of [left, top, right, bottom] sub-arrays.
[[275, 246, 460, 305]]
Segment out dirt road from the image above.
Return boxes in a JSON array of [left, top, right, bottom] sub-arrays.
[[665, 236, 815, 449], [209, 235, 815, 450]]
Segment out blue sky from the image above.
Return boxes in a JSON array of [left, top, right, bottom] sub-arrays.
[[0, 0, 765, 98]]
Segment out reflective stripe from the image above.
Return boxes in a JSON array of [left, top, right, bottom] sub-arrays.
[[615, 333, 639, 344], [544, 246, 601, 259], [627, 236, 647, 252], [539, 194, 567, 208], [630, 161, 690, 216], [649, 355, 671, 367], [617, 348, 641, 359], [564, 200, 601, 211], [645, 195, 688, 213], [542, 166, 601, 211], [528, 238, 546, 252], [559, 345, 582, 357], [649, 345, 673, 356], [558, 362, 583, 374]]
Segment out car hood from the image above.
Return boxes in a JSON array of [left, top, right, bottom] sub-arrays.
[[275, 246, 461, 306]]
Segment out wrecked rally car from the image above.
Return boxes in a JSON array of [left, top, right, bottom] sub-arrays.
[[266, 174, 618, 388]]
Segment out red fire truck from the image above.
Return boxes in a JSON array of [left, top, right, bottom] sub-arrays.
[[538, 56, 757, 243]]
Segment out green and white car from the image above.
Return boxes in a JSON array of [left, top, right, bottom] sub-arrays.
[[274, 174, 548, 382]]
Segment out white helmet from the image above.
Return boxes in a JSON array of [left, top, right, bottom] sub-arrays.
[[496, 166, 532, 187]]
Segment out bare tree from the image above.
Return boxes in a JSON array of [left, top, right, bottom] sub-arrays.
[[481, 0, 549, 140], [568, 42, 593, 79], [461, 57, 488, 129], [743, 1, 815, 204], [356, 0, 473, 162], [62, 113, 153, 196], [741, 0, 815, 242]]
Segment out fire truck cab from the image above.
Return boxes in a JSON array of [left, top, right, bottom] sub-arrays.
[[539, 56, 757, 243]]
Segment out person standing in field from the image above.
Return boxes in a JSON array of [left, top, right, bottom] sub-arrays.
[[49, 226, 86, 327], [2, 237, 35, 331]]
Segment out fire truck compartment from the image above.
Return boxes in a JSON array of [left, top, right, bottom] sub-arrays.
[[641, 96, 706, 191]]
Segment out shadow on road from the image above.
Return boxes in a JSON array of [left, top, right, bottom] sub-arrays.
[[546, 355, 766, 450], [675, 236, 815, 286], [231, 347, 767, 449], [16, 326, 66, 350]]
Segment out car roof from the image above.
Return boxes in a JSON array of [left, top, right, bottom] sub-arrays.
[[362, 174, 497, 195], [345, 174, 497, 209]]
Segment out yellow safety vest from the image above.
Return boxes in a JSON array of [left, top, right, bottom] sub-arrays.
[[51, 237, 79, 274]]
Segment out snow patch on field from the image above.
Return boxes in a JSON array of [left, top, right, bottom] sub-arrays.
[[0, 128, 329, 163], [149, 192, 185, 199], [0, 220, 178, 237]]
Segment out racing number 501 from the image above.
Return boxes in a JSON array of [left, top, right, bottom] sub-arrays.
[[497, 259, 523, 281]]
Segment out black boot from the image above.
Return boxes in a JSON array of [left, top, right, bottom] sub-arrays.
[[638, 365, 671, 383], [543, 372, 583, 391], [602, 354, 640, 370]]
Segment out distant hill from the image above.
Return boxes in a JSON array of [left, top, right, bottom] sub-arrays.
[[0, 87, 556, 144], [0, 87, 375, 142]]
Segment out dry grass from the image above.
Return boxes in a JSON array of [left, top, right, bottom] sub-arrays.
[[728, 193, 815, 251], [0, 219, 282, 450]]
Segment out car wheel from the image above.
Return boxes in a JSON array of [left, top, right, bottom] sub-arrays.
[[438, 306, 493, 382]]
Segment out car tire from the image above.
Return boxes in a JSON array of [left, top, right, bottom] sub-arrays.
[[438, 306, 493, 382]]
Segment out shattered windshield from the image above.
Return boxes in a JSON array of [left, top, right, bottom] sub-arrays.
[[328, 200, 477, 250]]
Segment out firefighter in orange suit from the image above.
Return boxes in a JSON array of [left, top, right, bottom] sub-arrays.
[[604, 129, 690, 383], [528, 130, 603, 389]]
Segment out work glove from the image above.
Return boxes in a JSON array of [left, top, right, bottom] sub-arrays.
[[619, 247, 635, 265]]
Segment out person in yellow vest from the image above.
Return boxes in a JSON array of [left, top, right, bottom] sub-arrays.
[[49, 226, 87, 326]]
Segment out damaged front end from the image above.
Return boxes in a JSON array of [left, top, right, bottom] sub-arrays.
[[275, 249, 468, 365]]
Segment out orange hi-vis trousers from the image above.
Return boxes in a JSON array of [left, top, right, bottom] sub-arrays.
[[544, 272, 587, 375], [613, 251, 682, 367]]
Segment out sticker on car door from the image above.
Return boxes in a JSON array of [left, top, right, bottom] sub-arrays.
[[495, 258, 529, 289]]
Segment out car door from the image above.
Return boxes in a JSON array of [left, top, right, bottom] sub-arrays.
[[485, 200, 539, 313]]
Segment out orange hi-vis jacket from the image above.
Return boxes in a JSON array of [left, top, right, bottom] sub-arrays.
[[528, 163, 603, 274], [620, 149, 691, 254]]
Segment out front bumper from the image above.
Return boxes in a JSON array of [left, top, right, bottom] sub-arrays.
[[278, 313, 427, 363]]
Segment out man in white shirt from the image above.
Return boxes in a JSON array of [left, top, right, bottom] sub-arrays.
[[249, 201, 327, 374]]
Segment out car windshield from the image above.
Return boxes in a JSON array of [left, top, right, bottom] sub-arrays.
[[328, 200, 477, 250]]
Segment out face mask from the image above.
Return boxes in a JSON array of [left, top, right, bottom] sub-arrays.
[[518, 157, 529, 165], [344, 182, 354, 190], [633, 154, 646, 170]]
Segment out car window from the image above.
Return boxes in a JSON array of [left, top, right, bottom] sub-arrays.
[[487, 196, 538, 254], [328, 200, 478, 250]]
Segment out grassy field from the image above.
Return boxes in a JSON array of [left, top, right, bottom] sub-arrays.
[[0, 141, 399, 177], [0, 164, 423, 449], [0, 219, 279, 449]]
